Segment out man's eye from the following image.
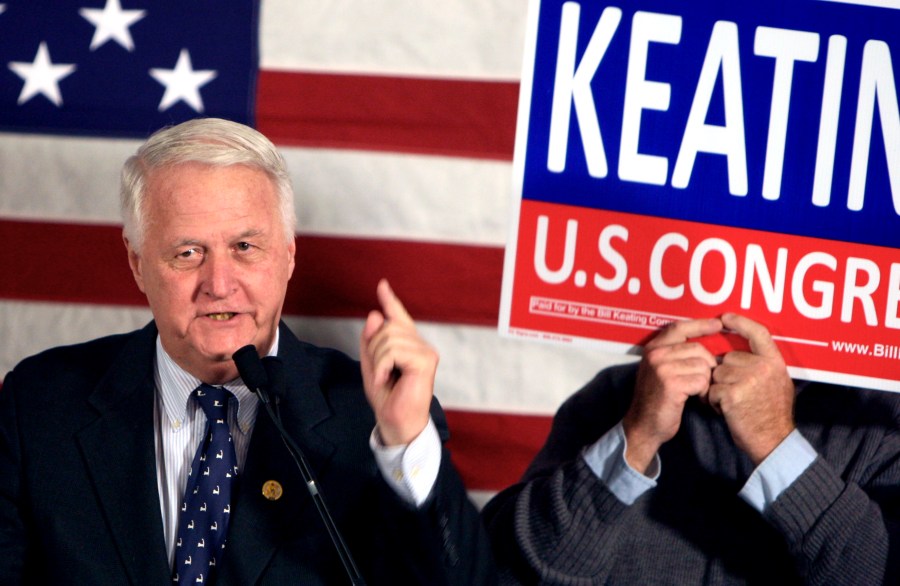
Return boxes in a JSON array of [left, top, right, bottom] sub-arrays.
[[236, 242, 252, 252], [177, 248, 200, 259]]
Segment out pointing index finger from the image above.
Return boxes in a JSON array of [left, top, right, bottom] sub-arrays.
[[376, 278, 414, 326]]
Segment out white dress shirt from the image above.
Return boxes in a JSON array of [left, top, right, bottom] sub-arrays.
[[583, 421, 817, 511]]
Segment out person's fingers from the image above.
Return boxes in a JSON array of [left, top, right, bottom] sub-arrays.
[[361, 309, 384, 343], [644, 341, 719, 370], [367, 331, 423, 387], [647, 317, 724, 349], [359, 310, 386, 386], [721, 313, 781, 359], [376, 279, 414, 326]]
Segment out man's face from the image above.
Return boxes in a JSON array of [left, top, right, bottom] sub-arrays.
[[126, 162, 296, 383]]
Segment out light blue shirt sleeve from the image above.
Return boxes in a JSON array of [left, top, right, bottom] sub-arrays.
[[370, 417, 441, 507], [739, 428, 818, 512], [582, 422, 659, 505]]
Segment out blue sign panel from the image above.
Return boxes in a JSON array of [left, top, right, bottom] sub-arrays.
[[521, 0, 900, 249]]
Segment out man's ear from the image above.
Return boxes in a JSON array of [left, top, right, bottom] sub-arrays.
[[123, 233, 146, 293], [286, 237, 296, 280]]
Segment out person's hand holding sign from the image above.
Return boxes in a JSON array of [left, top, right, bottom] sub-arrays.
[[360, 279, 438, 446], [709, 313, 796, 466], [624, 317, 723, 473], [626, 313, 796, 473]]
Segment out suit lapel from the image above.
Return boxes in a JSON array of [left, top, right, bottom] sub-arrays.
[[220, 325, 339, 584], [75, 323, 171, 585], [273, 330, 339, 476]]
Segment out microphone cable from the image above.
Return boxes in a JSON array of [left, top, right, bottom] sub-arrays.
[[233, 345, 366, 586]]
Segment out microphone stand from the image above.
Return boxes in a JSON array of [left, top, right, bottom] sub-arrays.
[[234, 346, 366, 586]]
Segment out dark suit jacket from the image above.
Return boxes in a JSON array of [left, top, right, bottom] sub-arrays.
[[0, 322, 496, 585]]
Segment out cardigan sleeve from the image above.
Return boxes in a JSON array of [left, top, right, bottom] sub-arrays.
[[764, 431, 900, 585], [482, 364, 639, 585]]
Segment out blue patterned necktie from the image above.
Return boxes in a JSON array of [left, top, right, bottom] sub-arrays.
[[172, 384, 238, 585]]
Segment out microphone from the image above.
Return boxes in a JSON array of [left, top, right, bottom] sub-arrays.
[[233, 345, 268, 392], [233, 345, 366, 586], [261, 356, 285, 403]]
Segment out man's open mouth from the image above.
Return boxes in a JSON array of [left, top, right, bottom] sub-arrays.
[[207, 312, 236, 321]]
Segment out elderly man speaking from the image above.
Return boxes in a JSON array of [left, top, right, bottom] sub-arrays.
[[0, 118, 496, 586]]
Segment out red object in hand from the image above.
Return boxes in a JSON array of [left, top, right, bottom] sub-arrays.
[[693, 331, 752, 356]]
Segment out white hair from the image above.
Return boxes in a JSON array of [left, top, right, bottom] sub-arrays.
[[121, 118, 297, 250]]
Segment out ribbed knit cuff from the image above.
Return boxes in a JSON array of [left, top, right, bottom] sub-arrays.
[[765, 456, 843, 542]]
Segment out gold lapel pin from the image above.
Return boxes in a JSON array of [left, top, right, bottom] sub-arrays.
[[262, 480, 283, 501]]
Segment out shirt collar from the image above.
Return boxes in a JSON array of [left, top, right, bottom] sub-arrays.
[[154, 331, 279, 432]]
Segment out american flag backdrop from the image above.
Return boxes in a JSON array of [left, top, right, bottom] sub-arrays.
[[0, 0, 631, 505]]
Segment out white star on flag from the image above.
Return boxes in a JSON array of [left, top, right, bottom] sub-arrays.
[[8, 42, 77, 107], [0, 5, 6, 15], [79, 0, 147, 52], [149, 49, 217, 112]]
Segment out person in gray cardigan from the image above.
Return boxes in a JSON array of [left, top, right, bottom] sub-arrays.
[[482, 313, 900, 585]]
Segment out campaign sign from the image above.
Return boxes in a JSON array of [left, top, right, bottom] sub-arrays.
[[499, 0, 900, 391]]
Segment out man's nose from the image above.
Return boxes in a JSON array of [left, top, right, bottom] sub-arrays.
[[201, 253, 238, 299]]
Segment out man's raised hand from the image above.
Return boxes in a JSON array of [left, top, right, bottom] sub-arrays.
[[360, 279, 438, 446]]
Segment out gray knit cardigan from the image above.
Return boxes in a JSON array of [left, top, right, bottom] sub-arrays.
[[483, 363, 900, 585]]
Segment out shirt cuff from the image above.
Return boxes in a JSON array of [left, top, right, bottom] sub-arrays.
[[582, 422, 658, 505], [739, 428, 818, 513], [370, 417, 442, 507]]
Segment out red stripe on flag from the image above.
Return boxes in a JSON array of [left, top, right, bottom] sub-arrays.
[[444, 409, 551, 491], [0, 219, 504, 326], [257, 70, 519, 160], [294, 234, 503, 326], [1, 219, 146, 307]]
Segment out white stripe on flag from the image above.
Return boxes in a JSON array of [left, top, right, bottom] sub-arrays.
[[260, 0, 527, 79], [0, 299, 631, 414], [0, 133, 513, 246]]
